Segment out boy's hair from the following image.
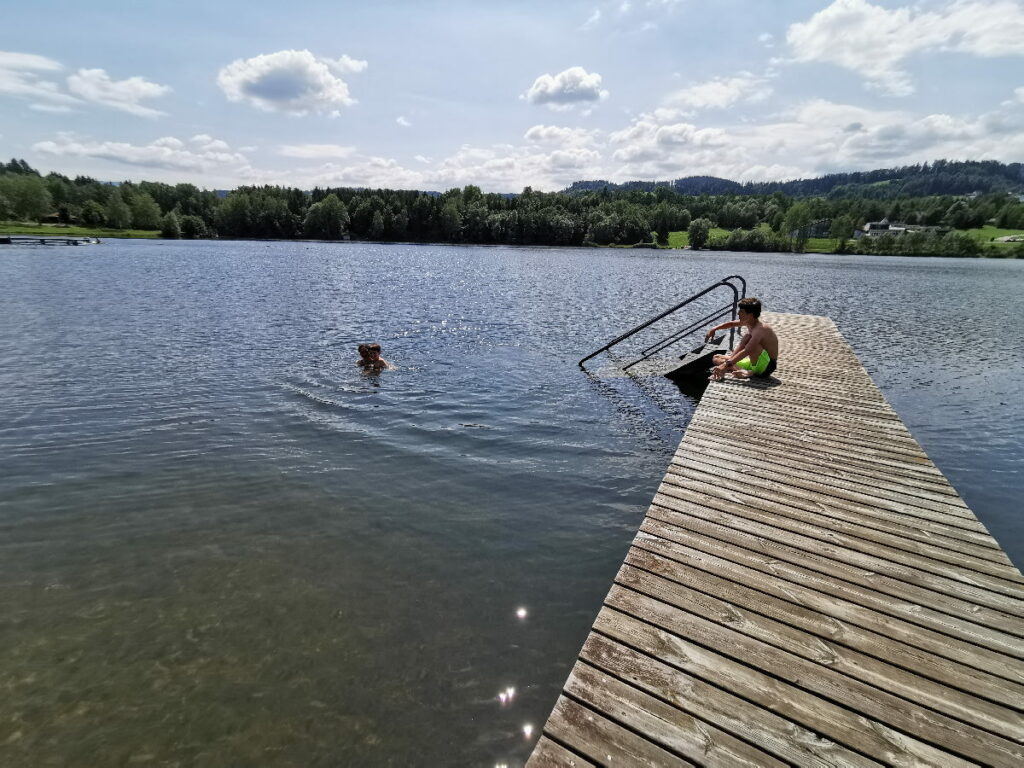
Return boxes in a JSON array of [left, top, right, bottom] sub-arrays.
[[738, 297, 762, 318], [357, 344, 370, 355], [368, 344, 382, 353]]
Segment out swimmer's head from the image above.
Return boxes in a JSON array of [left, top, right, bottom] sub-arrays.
[[358, 343, 371, 359]]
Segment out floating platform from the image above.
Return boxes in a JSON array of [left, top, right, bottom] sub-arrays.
[[1, 235, 100, 245], [529, 312, 1024, 767]]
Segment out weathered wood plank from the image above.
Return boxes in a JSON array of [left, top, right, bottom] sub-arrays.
[[580, 634, 883, 767], [681, 432, 972, 514], [639, 515, 1024, 656], [526, 737, 596, 768], [615, 562, 1024, 736], [605, 587, 1024, 766], [623, 546, 1024, 705], [594, 607, 978, 767], [649, 492, 1024, 620], [675, 439, 999, 555], [629, 530, 1024, 687], [543, 695, 693, 767], [565, 661, 787, 767], [662, 466, 1023, 585]]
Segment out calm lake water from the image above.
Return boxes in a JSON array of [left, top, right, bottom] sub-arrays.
[[1, 240, 1020, 767]]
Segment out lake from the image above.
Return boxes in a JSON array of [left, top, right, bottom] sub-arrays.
[[1, 240, 1020, 767]]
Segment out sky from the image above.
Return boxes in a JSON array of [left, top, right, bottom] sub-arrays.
[[2, 0, 1023, 192]]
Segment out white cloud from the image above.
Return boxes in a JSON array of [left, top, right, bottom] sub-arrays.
[[217, 49, 367, 115], [668, 73, 771, 112], [66, 68, 170, 117], [604, 93, 1024, 183], [396, 115, 412, 127], [0, 51, 79, 107], [787, 0, 1024, 96], [279, 143, 356, 159], [32, 133, 249, 173], [190, 134, 231, 152], [582, 9, 601, 29], [523, 66, 609, 110], [759, 33, 774, 48], [29, 103, 73, 113], [1015, 86, 1024, 102], [523, 124, 599, 145]]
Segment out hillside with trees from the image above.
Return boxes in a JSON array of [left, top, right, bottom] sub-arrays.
[[2, 157, 1022, 257], [565, 160, 1024, 199]]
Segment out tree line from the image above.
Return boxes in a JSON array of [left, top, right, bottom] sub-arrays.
[[1, 157, 1022, 256]]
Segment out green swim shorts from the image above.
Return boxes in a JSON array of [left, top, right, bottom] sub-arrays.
[[735, 349, 776, 376]]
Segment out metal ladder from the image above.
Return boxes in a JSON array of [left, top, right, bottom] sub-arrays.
[[578, 276, 746, 374]]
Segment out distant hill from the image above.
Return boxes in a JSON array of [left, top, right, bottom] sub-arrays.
[[564, 160, 1024, 199]]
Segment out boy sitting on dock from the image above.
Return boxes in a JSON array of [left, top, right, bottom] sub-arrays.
[[705, 297, 778, 381]]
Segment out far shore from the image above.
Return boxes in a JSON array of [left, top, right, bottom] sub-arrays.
[[3, 221, 1021, 258]]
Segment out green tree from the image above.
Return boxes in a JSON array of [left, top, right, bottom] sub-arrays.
[[439, 202, 462, 242], [179, 214, 208, 239], [105, 189, 132, 229], [80, 200, 107, 226], [216, 192, 253, 237], [369, 209, 386, 239], [160, 211, 181, 239], [687, 217, 712, 249], [783, 202, 813, 252], [830, 214, 857, 253], [0, 193, 11, 221], [131, 192, 163, 229], [0, 174, 52, 221], [302, 193, 349, 239]]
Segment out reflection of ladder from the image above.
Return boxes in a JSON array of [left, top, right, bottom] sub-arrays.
[[579, 276, 746, 379]]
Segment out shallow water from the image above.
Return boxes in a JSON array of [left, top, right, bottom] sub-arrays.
[[0, 240, 1020, 766]]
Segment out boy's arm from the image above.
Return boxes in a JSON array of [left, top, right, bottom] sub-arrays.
[[705, 319, 741, 340]]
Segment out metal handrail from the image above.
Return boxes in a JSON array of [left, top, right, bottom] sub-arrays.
[[578, 275, 746, 369], [624, 304, 735, 370]]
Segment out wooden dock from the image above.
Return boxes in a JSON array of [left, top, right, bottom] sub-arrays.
[[529, 313, 1024, 768], [0, 235, 99, 245]]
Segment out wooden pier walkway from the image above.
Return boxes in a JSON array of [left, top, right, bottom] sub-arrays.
[[529, 313, 1024, 768], [0, 235, 99, 245]]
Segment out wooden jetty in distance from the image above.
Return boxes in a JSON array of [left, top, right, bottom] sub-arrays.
[[529, 313, 1024, 767], [1, 235, 100, 246]]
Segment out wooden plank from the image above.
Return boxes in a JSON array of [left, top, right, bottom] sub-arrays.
[[615, 561, 1024, 736], [623, 545, 1024, 704], [681, 432, 972, 514], [580, 634, 883, 767], [676, 440, 992, 549], [639, 516, 1024, 657], [526, 737, 596, 768], [691, 409, 932, 460], [594, 607, 977, 767], [605, 587, 1024, 766], [671, 450, 987, 535], [682, 419, 952, 486], [649, 492, 1024, 621], [564, 662, 787, 767], [662, 465, 1023, 584], [699, 394, 922, 443], [543, 695, 693, 767]]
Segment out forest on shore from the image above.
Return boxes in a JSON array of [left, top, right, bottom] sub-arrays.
[[1, 158, 1022, 258]]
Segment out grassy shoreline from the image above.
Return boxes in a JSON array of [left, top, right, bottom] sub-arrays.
[[0, 222, 159, 239]]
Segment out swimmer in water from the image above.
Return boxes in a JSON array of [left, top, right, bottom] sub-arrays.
[[357, 343, 392, 371]]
